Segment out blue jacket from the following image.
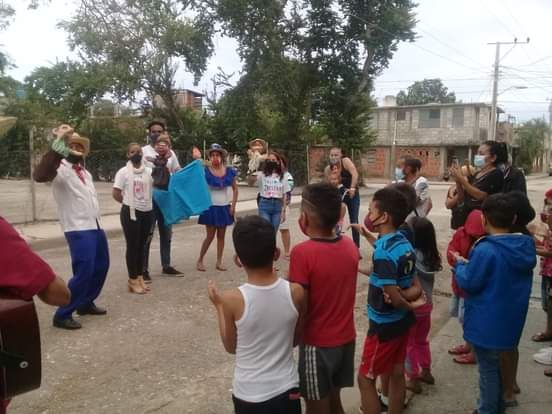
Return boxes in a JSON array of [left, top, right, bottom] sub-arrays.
[[455, 234, 536, 350]]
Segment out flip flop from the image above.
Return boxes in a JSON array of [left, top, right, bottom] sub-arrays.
[[448, 344, 471, 355], [532, 332, 552, 342], [453, 352, 476, 364]]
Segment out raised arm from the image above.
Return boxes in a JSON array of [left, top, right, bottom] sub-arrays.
[[33, 150, 63, 182]]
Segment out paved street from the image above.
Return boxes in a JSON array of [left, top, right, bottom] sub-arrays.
[[9, 176, 552, 413]]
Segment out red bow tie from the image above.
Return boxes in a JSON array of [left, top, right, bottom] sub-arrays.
[[72, 163, 86, 184]]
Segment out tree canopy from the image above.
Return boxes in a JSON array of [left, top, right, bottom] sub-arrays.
[[516, 118, 550, 174], [396, 78, 456, 106]]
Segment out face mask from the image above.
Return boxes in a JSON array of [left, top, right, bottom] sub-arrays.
[[149, 132, 161, 145], [211, 157, 222, 167], [474, 155, 486, 168], [130, 153, 142, 164], [265, 160, 279, 171], [364, 213, 383, 233], [66, 154, 83, 164], [329, 156, 340, 166], [395, 168, 405, 181]]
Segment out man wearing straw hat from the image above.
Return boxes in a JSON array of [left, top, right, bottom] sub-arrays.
[[34, 125, 109, 330]]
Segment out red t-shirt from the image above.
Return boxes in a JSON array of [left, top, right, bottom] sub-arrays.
[[0, 217, 56, 300], [289, 236, 359, 347]]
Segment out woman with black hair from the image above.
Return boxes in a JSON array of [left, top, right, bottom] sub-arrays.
[[449, 140, 505, 222], [255, 152, 291, 230]]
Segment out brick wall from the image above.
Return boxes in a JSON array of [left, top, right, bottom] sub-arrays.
[[308, 146, 330, 182], [361, 147, 387, 178], [396, 147, 443, 178]]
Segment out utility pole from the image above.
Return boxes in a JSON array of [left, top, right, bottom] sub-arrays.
[[488, 38, 530, 141]]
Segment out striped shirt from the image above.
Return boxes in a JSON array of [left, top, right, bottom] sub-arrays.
[[368, 231, 416, 340]]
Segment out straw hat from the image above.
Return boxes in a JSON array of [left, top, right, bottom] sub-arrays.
[[68, 133, 90, 157], [52, 124, 74, 140], [248, 138, 268, 153]]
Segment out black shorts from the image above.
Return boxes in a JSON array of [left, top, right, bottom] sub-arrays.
[[298, 341, 355, 401], [232, 388, 301, 414]]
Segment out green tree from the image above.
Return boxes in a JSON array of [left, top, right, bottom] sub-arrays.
[[213, 0, 417, 153], [25, 61, 110, 125], [60, 0, 215, 130], [516, 118, 550, 174], [396, 78, 456, 105]]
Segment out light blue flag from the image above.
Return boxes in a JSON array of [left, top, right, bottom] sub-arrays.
[[153, 160, 212, 225]]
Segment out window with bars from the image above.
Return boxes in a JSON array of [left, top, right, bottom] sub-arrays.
[[419, 109, 441, 128]]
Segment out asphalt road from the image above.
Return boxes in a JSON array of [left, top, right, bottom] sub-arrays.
[[10, 176, 552, 413]]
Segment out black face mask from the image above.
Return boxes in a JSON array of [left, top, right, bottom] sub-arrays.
[[265, 160, 279, 171], [149, 132, 161, 145], [66, 154, 83, 164], [130, 153, 142, 164]]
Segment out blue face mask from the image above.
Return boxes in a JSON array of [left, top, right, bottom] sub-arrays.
[[474, 155, 486, 168], [395, 167, 405, 181]]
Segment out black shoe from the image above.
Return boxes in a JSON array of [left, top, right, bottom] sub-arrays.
[[53, 317, 82, 330], [143, 271, 152, 283], [162, 266, 184, 276], [378, 394, 388, 413], [76, 304, 107, 316]]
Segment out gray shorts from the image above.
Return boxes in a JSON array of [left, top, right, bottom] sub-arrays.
[[298, 341, 355, 401]]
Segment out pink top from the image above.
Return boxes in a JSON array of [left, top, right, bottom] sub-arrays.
[[541, 233, 552, 278]]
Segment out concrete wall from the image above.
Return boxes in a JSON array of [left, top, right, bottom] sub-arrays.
[[371, 105, 491, 147]]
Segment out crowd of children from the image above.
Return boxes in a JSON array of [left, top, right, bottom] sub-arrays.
[[206, 144, 552, 414]]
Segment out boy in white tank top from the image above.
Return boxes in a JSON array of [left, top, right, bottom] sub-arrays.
[[208, 215, 305, 413]]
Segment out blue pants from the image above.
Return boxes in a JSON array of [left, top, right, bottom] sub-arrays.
[[342, 190, 360, 247], [144, 201, 172, 271], [55, 229, 110, 320], [473, 345, 505, 414], [258, 197, 283, 230]]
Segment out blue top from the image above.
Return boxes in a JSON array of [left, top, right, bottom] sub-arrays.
[[455, 234, 536, 350], [204, 166, 237, 188], [368, 231, 416, 340]]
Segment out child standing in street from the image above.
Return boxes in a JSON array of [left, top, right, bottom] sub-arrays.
[[405, 217, 442, 394], [208, 215, 305, 414], [289, 183, 359, 414], [454, 193, 536, 414], [358, 187, 425, 414], [446, 209, 486, 365], [533, 189, 552, 376]]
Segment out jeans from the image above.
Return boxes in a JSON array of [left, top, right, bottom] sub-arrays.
[[343, 190, 360, 247], [473, 345, 505, 414], [120, 205, 154, 279], [55, 229, 110, 320], [143, 201, 172, 272], [258, 197, 283, 230], [405, 304, 432, 379]]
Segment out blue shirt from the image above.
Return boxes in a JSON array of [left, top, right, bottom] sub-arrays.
[[368, 231, 416, 340]]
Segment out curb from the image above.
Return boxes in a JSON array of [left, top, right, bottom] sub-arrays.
[[28, 191, 377, 251]]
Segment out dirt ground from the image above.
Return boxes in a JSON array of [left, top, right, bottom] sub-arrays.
[[10, 181, 527, 413]]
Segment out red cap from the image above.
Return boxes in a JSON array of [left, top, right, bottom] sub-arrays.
[[546, 188, 552, 200]]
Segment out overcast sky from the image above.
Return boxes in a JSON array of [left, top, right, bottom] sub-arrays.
[[2, 0, 551, 122]]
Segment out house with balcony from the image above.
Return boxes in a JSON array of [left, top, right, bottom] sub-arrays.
[[361, 98, 511, 179]]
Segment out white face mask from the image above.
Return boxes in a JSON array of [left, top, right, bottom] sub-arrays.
[[474, 155, 486, 168], [329, 154, 341, 165], [395, 168, 405, 181]]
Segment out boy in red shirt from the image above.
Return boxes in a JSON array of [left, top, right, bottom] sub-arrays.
[[289, 183, 359, 414]]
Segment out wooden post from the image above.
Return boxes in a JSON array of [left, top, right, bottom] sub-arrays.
[[29, 127, 37, 222]]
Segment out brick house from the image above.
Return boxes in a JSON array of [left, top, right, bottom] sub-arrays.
[[153, 89, 204, 111], [361, 100, 510, 179]]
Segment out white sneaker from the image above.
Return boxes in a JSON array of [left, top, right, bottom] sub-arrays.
[[534, 351, 552, 365], [537, 346, 552, 355]]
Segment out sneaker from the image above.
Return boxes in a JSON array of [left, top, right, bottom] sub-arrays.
[[162, 266, 184, 276], [534, 351, 552, 365], [53, 317, 82, 330], [76, 304, 107, 316]]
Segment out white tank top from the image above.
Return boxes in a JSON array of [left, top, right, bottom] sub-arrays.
[[233, 278, 299, 402]]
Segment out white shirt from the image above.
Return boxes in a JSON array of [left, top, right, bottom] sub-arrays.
[[233, 278, 299, 402], [413, 176, 431, 218], [142, 145, 181, 173], [52, 160, 101, 232], [113, 166, 153, 212], [257, 172, 291, 199]]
